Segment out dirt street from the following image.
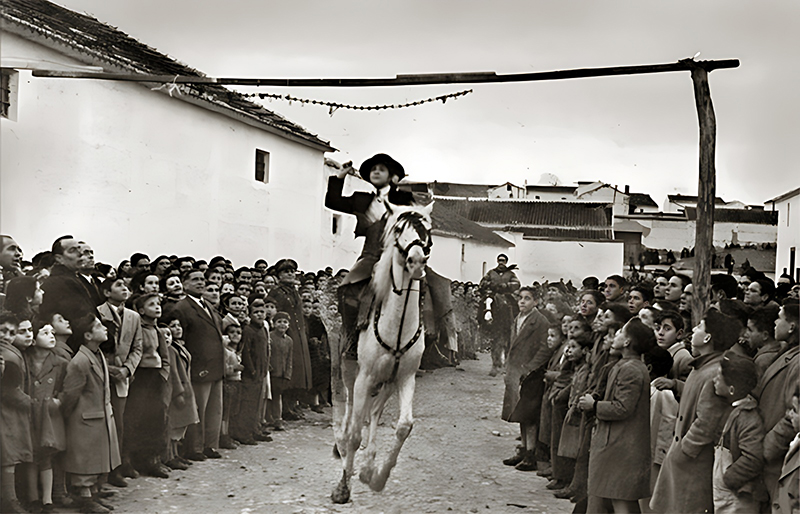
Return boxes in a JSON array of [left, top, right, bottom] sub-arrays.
[[111, 353, 573, 513]]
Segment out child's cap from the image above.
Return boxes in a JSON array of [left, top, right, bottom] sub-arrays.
[[222, 316, 240, 333], [720, 350, 758, 396], [273, 311, 290, 323], [263, 297, 277, 308]]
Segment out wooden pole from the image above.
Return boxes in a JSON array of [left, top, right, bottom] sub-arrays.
[[31, 59, 739, 87], [689, 62, 717, 327]]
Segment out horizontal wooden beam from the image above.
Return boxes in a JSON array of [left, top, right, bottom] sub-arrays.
[[30, 58, 739, 87]]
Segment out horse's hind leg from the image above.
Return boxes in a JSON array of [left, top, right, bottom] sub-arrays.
[[333, 358, 358, 459], [359, 384, 391, 486], [368, 372, 416, 492]]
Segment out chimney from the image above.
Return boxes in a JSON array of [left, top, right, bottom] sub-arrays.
[[624, 185, 630, 194]]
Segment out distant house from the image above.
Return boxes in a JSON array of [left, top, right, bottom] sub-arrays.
[[525, 181, 630, 217], [0, 0, 342, 269], [488, 182, 525, 200], [766, 187, 800, 281], [627, 192, 659, 214], [664, 194, 730, 213], [435, 198, 622, 284]]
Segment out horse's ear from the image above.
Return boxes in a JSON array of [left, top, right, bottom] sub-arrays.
[[421, 201, 434, 218]]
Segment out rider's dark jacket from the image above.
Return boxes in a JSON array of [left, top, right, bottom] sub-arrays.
[[479, 265, 521, 294], [325, 175, 414, 285]]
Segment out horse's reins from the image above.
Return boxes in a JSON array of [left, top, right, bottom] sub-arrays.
[[374, 211, 430, 381]]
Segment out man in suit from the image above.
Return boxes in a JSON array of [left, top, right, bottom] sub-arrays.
[[40, 236, 99, 353], [169, 269, 225, 460], [98, 277, 143, 486], [77, 242, 104, 307]]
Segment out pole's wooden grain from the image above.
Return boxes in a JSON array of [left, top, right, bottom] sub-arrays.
[[689, 64, 717, 327]]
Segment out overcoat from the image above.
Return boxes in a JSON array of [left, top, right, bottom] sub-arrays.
[[650, 352, 731, 513], [27, 349, 68, 458], [269, 331, 293, 381], [167, 341, 199, 430], [0, 340, 33, 466], [718, 395, 768, 502], [97, 302, 143, 397], [40, 265, 98, 326], [588, 357, 651, 501], [168, 296, 225, 383], [502, 308, 551, 422], [776, 434, 800, 514], [268, 284, 312, 390], [753, 344, 799, 501], [60, 345, 121, 475]]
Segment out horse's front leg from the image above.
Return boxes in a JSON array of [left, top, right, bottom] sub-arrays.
[[333, 358, 358, 459], [359, 383, 391, 486], [368, 369, 417, 492], [331, 369, 371, 504]]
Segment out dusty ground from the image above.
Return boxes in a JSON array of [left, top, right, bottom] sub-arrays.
[[110, 353, 572, 514]]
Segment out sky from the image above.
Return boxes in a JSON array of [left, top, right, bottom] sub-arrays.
[[54, 0, 799, 207]]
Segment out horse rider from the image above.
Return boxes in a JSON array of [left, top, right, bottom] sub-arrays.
[[324, 153, 455, 362], [480, 254, 521, 298]]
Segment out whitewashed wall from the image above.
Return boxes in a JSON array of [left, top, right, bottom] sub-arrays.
[[426, 234, 511, 283], [774, 194, 799, 278], [636, 217, 776, 250], [497, 232, 624, 285], [1, 32, 341, 272]]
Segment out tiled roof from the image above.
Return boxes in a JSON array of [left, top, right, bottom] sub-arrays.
[[628, 193, 658, 208], [435, 198, 613, 240], [430, 203, 513, 247], [429, 182, 494, 198], [525, 185, 578, 194], [684, 207, 778, 225], [0, 0, 332, 151]]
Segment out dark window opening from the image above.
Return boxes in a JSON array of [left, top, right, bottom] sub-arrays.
[[255, 149, 270, 183]]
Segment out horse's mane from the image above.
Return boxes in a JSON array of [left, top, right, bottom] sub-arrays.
[[372, 206, 430, 304]]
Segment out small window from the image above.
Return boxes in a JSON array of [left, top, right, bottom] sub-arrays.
[[255, 149, 270, 183], [1, 69, 19, 121], [535, 195, 540, 200], [506, 184, 512, 191]]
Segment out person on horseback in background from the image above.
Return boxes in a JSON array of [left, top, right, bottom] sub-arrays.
[[480, 254, 521, 298], [325, 153, 457, 364], [479, 254, 521, 375]]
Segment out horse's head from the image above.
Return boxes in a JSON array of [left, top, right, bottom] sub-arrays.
[[373, 202, 433, 299]]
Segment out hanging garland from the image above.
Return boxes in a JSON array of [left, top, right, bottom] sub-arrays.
[[238, 89, 473, 116]]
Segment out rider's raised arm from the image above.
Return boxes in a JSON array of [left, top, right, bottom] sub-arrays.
[[325, 174, 358, 215]]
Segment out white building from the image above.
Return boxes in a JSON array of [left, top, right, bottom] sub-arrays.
[[766, 187, 800, 281], [1, 0, 345, 270]]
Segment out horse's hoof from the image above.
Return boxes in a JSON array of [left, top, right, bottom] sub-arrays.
[[488, 367, 499, 377], [369, 473, 389, 492], [331, 483, 350, 504], [332, 443, 341, 459], [359, 466, 374, 485]]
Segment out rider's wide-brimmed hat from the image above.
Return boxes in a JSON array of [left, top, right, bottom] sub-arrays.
[[359, 153, 405, 182]]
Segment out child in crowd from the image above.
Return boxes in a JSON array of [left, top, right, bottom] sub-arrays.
[[711, 351, 767, 512], [268, 312, 293, 430], [60, 314, 121, 513], [0, 313, 33, 514], [545, 337, 581, 491], [48, 312, 74, 361], [653, 310, 692, 384], [650, 309, 742, 513], [538, 323, 567, 479], [221, 321, 245, 446], [743, 305, 781, 378], [639, 346, 676, 513], [234, 299, 271, 444], [126, 293, 171, 478], [580, 317, 655, 513], [23, 320, 68, 513], [163, 316, 198, 469]]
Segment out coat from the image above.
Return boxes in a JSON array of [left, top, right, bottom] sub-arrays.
[[268, 284, 312, 390], [60, 345, 121, 475], [650, 385, 678, 468], [650, 352, 731, 513], [325, 175, 414, 285], [718, 395, 768, 502], [97, 302, 143, 397], [589, 357, 651, 501], [0, 341, 33, 466], [269, 331, 293, 381], [40, 265, 99, 327], [168, 341, 199, 430], [754, 344, 799, 501], [27, 349, 68, 457], [776, 434, 800, 514], [241, 322, 270, 381], [168, 296, 225, 383], [502, 308, 551, 421]]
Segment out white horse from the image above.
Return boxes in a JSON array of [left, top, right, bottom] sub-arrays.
[[331, 201, 434, 504]]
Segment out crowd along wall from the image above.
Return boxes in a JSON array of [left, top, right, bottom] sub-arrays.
[[1, 31, 341, 272]]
